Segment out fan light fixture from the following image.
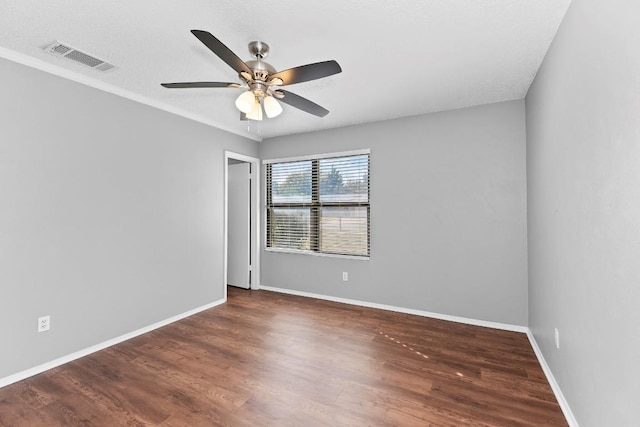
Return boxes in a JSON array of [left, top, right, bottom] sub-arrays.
[[235, 90, 282, 121], [235, 91, 256, 114], [263, 95, 283, 118], [246, 98, 263, 120]]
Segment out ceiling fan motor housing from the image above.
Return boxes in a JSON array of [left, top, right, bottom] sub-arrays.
[[246, 41, 277, 82]]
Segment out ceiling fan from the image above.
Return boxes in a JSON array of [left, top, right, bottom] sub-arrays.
[[161, 30, 342, 121]]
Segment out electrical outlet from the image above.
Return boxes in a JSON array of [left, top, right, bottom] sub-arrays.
[[342, 272, 348, 281], [38, 315, 51, 333], [554, 328, 560, 349]]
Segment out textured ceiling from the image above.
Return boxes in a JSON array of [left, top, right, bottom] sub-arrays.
[[0, 0, 571, 141]]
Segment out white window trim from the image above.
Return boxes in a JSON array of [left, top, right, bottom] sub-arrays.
[[265, 247, 370, 261], [263, 148, 371, 165]]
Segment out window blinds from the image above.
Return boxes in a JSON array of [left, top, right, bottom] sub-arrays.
[[266, 153, 370, 257]]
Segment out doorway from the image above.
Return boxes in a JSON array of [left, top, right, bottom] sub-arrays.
[[224, 152, 260, 300]]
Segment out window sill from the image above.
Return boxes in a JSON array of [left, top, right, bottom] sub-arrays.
[[265, 247, 370, 261]]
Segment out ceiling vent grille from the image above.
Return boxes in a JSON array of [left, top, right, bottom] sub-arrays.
[[42, 41, 116, 72]]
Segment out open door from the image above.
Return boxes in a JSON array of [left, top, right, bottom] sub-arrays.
[[227, 160, 251, 289], [224, 151, 260, 298]]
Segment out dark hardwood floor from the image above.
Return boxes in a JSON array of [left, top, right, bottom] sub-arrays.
[[0, 287, 567, 426]]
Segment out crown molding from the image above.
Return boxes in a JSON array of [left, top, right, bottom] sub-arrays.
[[0, 46, 261, 142]]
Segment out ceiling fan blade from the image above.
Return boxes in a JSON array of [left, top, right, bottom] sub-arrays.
[[191, 30, 252, 75], [279, 90, 329, 117], [271, 60, 342, 86], [161, 82, 242, 89]]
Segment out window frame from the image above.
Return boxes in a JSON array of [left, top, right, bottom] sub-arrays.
[[264, 149, 370, 260]]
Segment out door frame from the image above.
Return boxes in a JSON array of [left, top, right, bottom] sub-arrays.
[[224, 151, 260, 301]]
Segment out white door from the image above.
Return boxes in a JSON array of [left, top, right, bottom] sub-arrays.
[[228, 162, 251, 289]]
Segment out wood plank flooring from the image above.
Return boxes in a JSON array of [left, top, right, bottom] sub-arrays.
[[0, 288, 567, 426]]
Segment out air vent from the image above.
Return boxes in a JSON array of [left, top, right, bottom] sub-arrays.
[[42, 41, 116, 72]]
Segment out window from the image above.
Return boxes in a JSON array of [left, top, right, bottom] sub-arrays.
[[265, 151, 370, 257]]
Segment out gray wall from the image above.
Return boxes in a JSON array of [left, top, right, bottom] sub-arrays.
[[260, 100, 528, 325], [0, 57, 257, 379], [526, 0, 640, 425]]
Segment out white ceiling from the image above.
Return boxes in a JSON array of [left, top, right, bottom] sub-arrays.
[[0, 0, 571, 141]]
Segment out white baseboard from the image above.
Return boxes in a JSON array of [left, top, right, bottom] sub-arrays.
[[526, 330, 579, 427], [0, 298, 226, 389], [259, 285, 528, 333]]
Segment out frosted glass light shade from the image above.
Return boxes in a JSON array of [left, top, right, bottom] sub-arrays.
[[235, 91, 256, 113], [246, 99, 263, 121], [263, 95, 283, 118]]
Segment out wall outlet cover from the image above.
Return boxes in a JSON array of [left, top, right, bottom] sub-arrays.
[[38, 315, 51, 333]]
